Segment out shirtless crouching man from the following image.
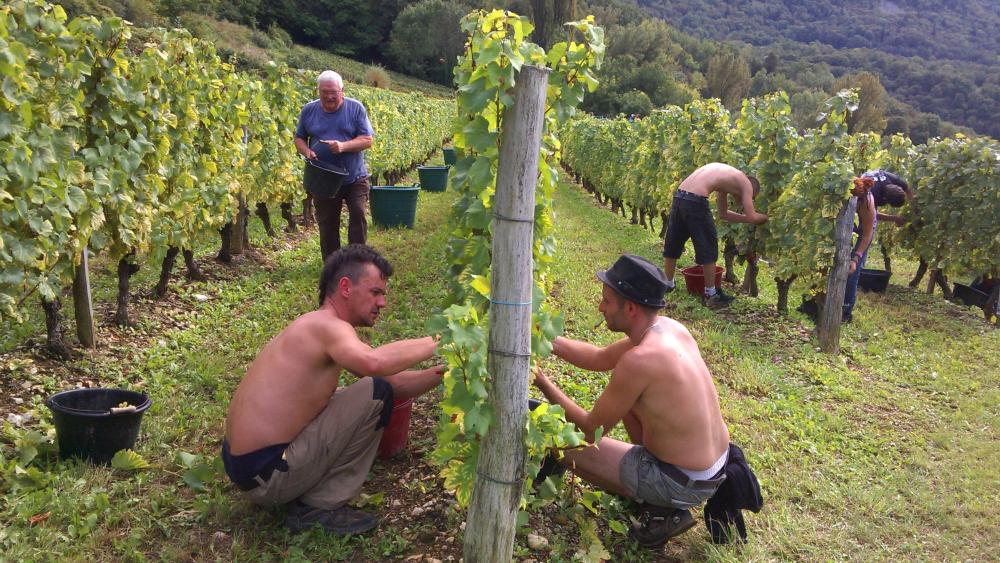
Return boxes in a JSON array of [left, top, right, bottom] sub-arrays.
[[223, 245, 444, 535], [663, 163, 768, 309], [533, 254, 750, 548]]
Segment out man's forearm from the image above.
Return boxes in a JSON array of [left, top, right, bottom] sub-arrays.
[[553, 337, 608, 371], [383, 368, 443, 400], [365, 336, 436, 377], [723, 210, 749, 223], [342, 135, 373, 153], [295, 137, 313, 158]]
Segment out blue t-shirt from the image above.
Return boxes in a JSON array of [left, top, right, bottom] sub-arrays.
[[295, 98, 375, 184]]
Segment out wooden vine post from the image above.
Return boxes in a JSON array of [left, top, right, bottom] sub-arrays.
[[818, 196, 858, 353], [72, 248, 96, 348], [464, 65, 549, 563]]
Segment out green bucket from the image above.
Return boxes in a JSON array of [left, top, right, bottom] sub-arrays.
[[417, 165, 450, 192], [442, 147, 457, 166], [370, 186, 419, 229]]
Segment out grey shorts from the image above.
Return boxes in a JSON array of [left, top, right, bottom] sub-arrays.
[[620, 446, 725, 509]]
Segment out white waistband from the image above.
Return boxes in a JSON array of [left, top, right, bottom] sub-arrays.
[[677, 447, 729, 481]]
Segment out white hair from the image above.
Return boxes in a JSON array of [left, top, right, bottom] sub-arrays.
[[317, 70, 344, 89]]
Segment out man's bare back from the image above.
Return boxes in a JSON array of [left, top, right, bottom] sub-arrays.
[[678, 163, 766, 225], [624, 317, 730, 470], [225, 309, 352, 454], [532, 254, 743, 545]]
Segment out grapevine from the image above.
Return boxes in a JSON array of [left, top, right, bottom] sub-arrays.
[[428, 9, 603, 508]]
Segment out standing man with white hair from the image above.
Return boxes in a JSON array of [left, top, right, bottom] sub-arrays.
[[295, 70, 375, 259]]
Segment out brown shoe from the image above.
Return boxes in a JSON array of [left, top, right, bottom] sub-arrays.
[[285, 501, 378, 535], [629, 507, 696, 549]]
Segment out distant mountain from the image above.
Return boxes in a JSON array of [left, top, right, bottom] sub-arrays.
[[636, 0, 1000, 138]]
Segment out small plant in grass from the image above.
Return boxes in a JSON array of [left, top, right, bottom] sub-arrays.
[[365, 64, 392, 89]]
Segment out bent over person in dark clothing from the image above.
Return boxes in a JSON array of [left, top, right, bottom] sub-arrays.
[[842, 169, 914, 322], [222, 245, 444, 535]]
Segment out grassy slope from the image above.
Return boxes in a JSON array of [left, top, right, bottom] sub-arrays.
[[1, 165, 997, 560], [178, 13, 454, 99]]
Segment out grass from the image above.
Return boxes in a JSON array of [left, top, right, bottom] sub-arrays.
[[1, 164, 998, 561], [538, 184, 999, 561]]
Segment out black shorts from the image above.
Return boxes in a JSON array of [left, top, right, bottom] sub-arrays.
[[663, 191, 718, 265]]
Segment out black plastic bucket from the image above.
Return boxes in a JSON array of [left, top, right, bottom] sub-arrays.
[[952, 283, 989, 308], [859, 268, 891, 293], [45, 388, 152, 464], [303, 159, 348, 198]]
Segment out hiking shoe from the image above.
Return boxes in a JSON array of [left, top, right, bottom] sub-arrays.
[[285, 501, 377, 535], [629, 507, 696, 549], [702, 289, 735, 310]]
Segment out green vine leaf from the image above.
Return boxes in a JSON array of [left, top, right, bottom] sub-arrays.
[[110, 449, 150, 471]]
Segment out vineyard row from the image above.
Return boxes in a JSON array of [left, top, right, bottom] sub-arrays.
[[0, 0, 454, 329], [561, 91, 1000, 308]]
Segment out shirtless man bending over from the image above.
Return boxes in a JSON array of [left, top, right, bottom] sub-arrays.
[[662, 163, 768, 309], [533, 254, 734, 548], [223, 244, 443, 535]]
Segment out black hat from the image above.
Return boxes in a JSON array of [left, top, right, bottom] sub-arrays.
[[596, 254, 669, 309]]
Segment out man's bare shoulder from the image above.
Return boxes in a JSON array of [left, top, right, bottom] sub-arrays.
[[623, 318, 696, 374], [282, 308, 353, 339]]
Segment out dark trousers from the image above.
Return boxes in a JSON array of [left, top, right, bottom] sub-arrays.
[[843, 224, 877, 320], [314, 176, 370, 260]]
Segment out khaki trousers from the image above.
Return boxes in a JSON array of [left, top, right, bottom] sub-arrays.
[[246, 377, 384, 510]]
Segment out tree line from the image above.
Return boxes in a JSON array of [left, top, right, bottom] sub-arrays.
[[638, 0, 1000, 141], [57, 0, 997, 142]]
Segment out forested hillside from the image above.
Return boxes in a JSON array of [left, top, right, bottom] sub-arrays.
[[58, 0, 993, 141], [637, 0, 1000, 138]]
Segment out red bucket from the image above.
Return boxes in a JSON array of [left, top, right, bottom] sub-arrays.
[[681, 265, 725, 296], [378, 397, 414, 459]]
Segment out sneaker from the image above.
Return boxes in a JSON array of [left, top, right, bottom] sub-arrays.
[[628, 506, 696, 549], [702, 288, 735, 310], [665, 284, 676, 295], [285, 501, 378, 535]]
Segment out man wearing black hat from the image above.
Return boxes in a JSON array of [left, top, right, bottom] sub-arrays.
[[533, 254, 739, 548]]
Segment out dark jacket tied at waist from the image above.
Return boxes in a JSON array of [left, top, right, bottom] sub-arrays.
[[703, 443, 763, 544]]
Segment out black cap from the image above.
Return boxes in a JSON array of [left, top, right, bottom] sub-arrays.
[[596, 254, 669, 309]]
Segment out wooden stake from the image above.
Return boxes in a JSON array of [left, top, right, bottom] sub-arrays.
[[818, 197, 857, 354], [72, 248, 96, 348], [463, 65, 549, 563]]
